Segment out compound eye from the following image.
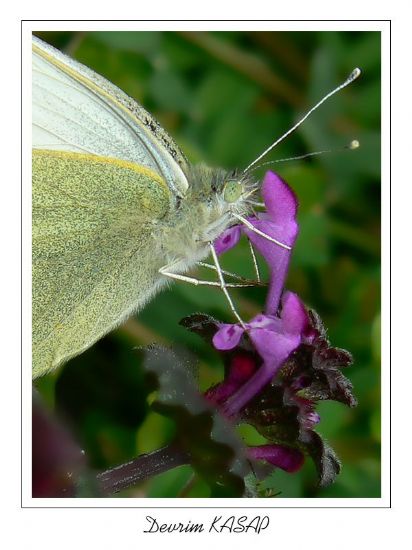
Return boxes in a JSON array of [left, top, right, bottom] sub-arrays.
[[223, 180, 243, 203]]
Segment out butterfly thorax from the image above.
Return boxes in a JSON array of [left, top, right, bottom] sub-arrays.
[[159, 163, 255, 271]]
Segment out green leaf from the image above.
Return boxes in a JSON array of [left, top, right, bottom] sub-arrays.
[[300, 430, 341, 487], [143, 345, 250, 497]]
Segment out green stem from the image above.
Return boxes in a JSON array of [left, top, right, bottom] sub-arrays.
[[96, 443, 190, 495]]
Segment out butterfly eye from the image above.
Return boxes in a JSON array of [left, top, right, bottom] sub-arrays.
[[223, 181, 243, 203]]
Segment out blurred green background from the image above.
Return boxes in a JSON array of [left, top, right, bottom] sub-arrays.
[[33, 30, 381, 498]]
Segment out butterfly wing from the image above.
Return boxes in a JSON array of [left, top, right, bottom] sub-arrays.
[[32, 35, 189, 196], [32, 36, 185, 376], [33, 150, 171, 377]]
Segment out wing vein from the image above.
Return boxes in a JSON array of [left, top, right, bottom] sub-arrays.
[[33, 68, 162, 169]]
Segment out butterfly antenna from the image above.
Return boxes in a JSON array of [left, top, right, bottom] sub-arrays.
[[243, 68, 361, 174], [249, 139, 360, 173]]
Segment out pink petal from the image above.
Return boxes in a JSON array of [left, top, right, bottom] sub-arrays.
[[280, 292, 309, 335], [214, 225, 242, 255], [249, 329, 301, 373], [212, 323, 244, 350], [261, 171, 298, 224], [248, 444, 304, 473]]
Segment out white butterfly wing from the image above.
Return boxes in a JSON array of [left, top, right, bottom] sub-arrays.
[[32, 35, 189, 195]]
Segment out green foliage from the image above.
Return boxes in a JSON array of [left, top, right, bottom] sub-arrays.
[[33, 30, 381, 498]]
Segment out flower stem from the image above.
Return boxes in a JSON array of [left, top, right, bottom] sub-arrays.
[[96, 443, 190, 495]]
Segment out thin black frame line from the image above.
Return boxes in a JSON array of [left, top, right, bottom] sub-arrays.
[[22, 19, 390, 509], [20, 17, 23, 512], [24, 19, 391, 22], [388, 17, 392, 509], [25, 506, 390, 509]]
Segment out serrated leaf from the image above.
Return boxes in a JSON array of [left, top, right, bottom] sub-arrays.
[[142, 345, 250, 496], [300, 430, 341, 487]]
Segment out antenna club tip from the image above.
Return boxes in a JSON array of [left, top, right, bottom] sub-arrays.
[[350, 67, 362, 80], [349, 139, 360, 150]]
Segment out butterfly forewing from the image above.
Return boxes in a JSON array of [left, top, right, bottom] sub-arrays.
[[32, 35, 189, 195]]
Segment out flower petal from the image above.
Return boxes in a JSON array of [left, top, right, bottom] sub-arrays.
[[248, 444, 304, 473], [280, 292, 309, 335], [223, 329, 301, 416], [249, 312, 281, 331], [205, 354, 258, 406], [249, 328, 301, 368], [261, 171, 298, 224], [214, 225, 242, 255], [212, 323, 244, 350], [243, 173, 299, 314]]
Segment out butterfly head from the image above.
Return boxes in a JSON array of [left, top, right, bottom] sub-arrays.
[[180, 164, 257, 243]]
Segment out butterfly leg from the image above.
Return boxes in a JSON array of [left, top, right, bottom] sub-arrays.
[[196, 261, 265, 287], [159, 265, 254, 289], [232, 212, 292, 250], [248, 240, 261, 283], [207, 242, 245, 327], [159, 251, 245, 327]]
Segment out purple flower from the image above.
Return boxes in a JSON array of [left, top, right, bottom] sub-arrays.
[[192, 306, 355, 482], [213, 292, 309, 416], [181, 171, 356, 486], [248, 444, 305, 473], [204, 353, 258, 405], [215, 171, 299, 314], [201, 173, 309, 476], [212, 173, 304, 416]]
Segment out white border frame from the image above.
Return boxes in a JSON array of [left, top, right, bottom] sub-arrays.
[[22, 19, 390, 509]]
